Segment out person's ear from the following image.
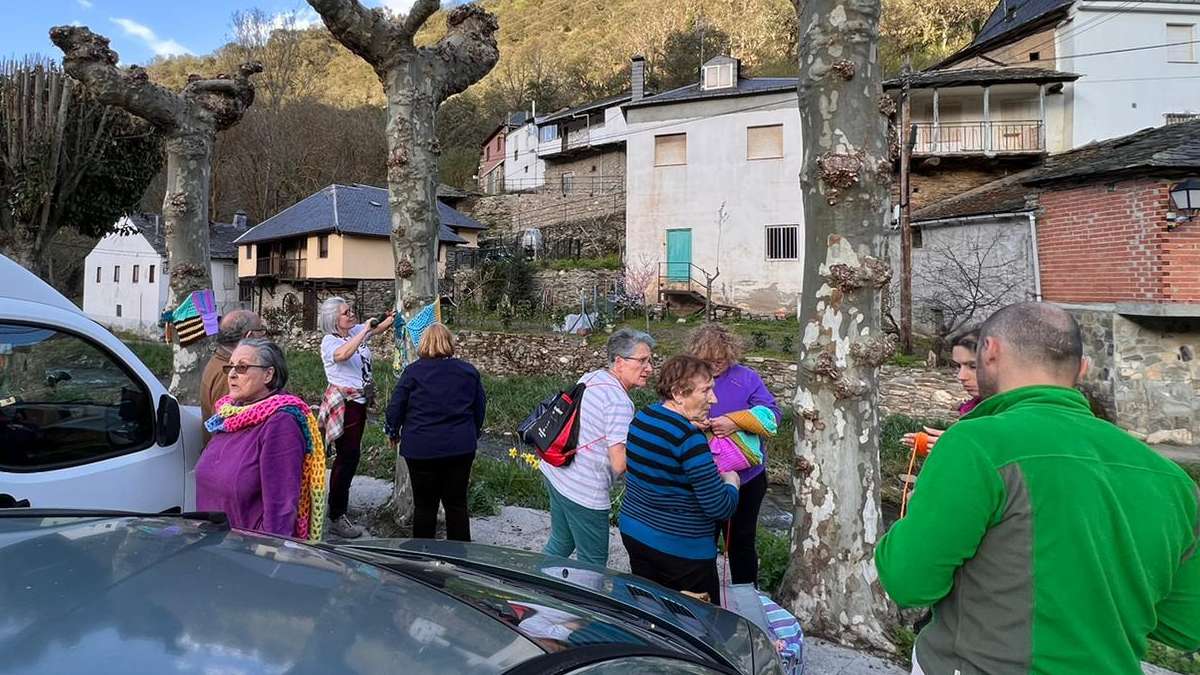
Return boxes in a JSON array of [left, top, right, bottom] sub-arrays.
[[980, 336, 1001, 366], [1076, 356, 1090, 384]]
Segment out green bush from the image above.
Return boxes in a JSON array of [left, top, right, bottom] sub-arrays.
[[1145, 640, 1200, 674], [124, 339, 171, 378], [756, 527, 791, 597]]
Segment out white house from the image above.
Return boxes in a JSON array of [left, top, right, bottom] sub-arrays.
[[83, 214, 247, 338], [505, 114, 546, 191], [623, 55, 804, 315]]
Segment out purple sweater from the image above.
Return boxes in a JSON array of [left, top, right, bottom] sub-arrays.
[[709, 364, 782, 483], [196, 412, 305, 536]]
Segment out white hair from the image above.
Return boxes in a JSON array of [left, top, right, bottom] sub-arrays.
[[318, 296, 348, 335]]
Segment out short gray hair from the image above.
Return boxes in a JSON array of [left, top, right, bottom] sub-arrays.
[[238, 338, 289, 391], [606, 328, 655, 365], [318, 296, 348, 335], [217, 309, 261, 346]]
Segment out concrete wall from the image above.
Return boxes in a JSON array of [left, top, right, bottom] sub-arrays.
[[305, 233, 346, 280], [505, 121, 545, 191], [889, 214, 1039, 334], [625, 91, 805, 314], [1064, 1, 1200, 146], [84, 229, 242, 338]]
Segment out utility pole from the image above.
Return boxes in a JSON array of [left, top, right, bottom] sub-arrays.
[[898, 57, 914, 355]]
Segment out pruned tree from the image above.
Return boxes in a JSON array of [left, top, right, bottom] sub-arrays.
[[51, 26, 261, 403], [0, 58, 161, 280], [782, 0, 898, 651], [305, 0, 499, 524]]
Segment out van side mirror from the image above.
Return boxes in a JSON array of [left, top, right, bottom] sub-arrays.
[[156, 394, 181, 446]]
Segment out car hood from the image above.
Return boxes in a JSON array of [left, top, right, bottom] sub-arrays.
[[341, 538, 763, 673]]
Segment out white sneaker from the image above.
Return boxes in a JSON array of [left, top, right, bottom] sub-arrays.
[[328, 514, 363, 539]]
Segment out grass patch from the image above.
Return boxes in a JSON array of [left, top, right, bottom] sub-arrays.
[[538, 255, 622, 271], [891, 626, 917, 668], [468, 452, 550, 517], [887, 352, 927, 368], [756, 527, 791, 597], [1146, 640, 1200, 674]]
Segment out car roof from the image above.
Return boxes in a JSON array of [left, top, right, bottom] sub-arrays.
[[0, 253, 81, 314]]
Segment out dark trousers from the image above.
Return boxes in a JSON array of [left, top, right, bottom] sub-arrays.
[[716, 471, 768, 585], [327, 400, 366, 520], [622, 533, 721, 605], [405, 453, 475, 541]]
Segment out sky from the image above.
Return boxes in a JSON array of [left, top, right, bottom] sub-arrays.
[[2, 0, 426, 65]]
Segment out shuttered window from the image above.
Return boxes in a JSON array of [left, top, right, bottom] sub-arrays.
[[703, 63, 733, 89], [747, 124, 784, 160], [149, 265, 156, 283], [1167, 24, 1195, 62], [654, 133, 687, 166], [765, 225, 799, 261]]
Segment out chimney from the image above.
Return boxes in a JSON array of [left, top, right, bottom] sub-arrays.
[[233, 210, 248, 229], [630, 55, 646, 101]]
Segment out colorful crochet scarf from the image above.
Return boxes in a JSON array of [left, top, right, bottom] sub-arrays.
[[206, 393, 327, 542], [709, 406, 779, 473]]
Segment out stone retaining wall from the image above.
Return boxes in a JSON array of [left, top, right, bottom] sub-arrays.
[[278, 328, 968, 420], [531, 268, 622, 309]]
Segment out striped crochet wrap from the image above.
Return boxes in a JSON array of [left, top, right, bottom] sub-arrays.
[[708, 405, 778, 473], [206, 393, 327, 542]]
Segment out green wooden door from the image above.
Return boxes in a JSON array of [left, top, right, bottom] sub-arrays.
[[666, 229, 692, 282]]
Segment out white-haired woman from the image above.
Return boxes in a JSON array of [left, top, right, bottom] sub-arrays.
[[317, 296, 393, 538]]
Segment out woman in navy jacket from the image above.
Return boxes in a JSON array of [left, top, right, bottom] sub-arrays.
[[386, 323, 486, 541]]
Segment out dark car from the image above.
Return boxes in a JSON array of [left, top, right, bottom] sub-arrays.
[[0, 511, 785, 674]]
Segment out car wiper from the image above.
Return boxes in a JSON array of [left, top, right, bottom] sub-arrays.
[[0, 508, 230, 526]]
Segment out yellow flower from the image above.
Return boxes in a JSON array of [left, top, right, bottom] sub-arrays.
[[508, 447, 518, 459]]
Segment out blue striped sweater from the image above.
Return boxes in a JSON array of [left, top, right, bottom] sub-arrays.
[[618, 403, 740, 560]]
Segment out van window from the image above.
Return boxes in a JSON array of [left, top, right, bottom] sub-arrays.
[[0, 323, 155, 471]]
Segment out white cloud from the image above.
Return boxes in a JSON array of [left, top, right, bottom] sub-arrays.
[[111, 17, 193, 57], [380, 0, 417, 16], [271, 8, 323, 31], [77, 0, 93, 8]]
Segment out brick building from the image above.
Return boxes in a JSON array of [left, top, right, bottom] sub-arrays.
[[477, 112, 529, 195], [910, 119, 1200, 441]]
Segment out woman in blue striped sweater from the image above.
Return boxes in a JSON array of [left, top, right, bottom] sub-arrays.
[[619, 355, 741, 604]]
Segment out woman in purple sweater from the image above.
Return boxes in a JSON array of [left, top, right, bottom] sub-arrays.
[[196, 339, 310, 538], [688, 324, 781, 586]]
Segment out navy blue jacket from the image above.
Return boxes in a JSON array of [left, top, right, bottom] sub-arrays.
[[385, 357, 486, 459]]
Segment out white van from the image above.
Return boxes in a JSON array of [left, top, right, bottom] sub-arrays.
[[0, 254, 204, 511]]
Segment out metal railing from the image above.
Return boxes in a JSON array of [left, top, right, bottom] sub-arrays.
[[912, 120, 1044, 155], [657, 262, 709, 297]]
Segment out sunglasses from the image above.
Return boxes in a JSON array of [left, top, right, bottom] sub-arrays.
[[222, 364, 271, 376]]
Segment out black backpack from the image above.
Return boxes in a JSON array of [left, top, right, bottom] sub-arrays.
[[517, 382, 586, 467]]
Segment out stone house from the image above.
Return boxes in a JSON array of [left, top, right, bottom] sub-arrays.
[[622, 55, 804, 315], [907, 119, 1200, 440], [82, 214, 248, 338], [235, 183, 486, 329]]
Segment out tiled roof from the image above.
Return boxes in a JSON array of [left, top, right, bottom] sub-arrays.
[[936, 0, 1073, 68], [883, 67, 1079, 91], [540, 93, 634, 124], [130, 214, 245, 260], [623, 77, 797, 110], [233, 184, 486, 246], [914, 119, 1200, 220]]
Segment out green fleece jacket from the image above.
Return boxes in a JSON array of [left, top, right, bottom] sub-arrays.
[[876, 385, 1200, 675]]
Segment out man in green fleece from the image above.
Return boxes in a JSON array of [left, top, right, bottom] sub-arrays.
[[876, 302, 1200, 674]]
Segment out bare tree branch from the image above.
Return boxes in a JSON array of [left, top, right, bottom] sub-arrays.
[[400, 0, 441, 40], [306, 0, 396, 66], [431, 4, 500, 102]]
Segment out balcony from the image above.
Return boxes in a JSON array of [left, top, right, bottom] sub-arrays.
[[255, 257, 307, 279], [913, 120, 1044, 156]]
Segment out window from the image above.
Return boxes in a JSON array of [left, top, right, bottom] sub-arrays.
[[95, 267, 101, 283], [524, 165, 529, 173], [239, 282, 253, 302], [245, 245, 251, 260], [1028, 51, 1040, 61], [318, 235, 329, 259], [1167, 24, 1195, 62], [703, 63, 734, 90], [113, 266, 120, 283], [561, 172, 575, 195], [1166, 112, 1200, 124], [747, 124, 784, 160], [132, 265, 139, 283], [0, 322, 155, 471], [513, 148, 519, 162], [765, 225, 799, 261], [912, 226, 924, 249], [540, 125, 558, 143], [115, 304, 122, 317], [654, 133, 687, 166], [223, 265, 236, 290], [149, 265, 156, 283]]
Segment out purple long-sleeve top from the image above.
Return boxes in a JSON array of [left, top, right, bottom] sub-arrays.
[[196, 412, 305, 537], [709, 363, 782, 483]]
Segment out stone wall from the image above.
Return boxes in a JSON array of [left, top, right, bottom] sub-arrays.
[[276, 328, 968, 421], [532, 268, 622, 309], [1069, 306, 1118, 420]]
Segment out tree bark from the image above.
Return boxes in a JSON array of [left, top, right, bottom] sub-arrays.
[[781, 0, 898, 650], [51, 27, 260, 404], [307, 0, 498, 524]]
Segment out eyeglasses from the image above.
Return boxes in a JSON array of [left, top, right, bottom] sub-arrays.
[[222, 364, 271, 376], [620, 355, 653, 366]]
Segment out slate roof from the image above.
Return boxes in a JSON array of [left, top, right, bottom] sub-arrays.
[[914, 118, 1200, 221], [129, 214, 245, 260], [883, 67, 1079, 91], [623, 77, 797, 110], [233, 184, 486, 246], [937, 0, 1073, 68], [540, 93, 634, 124]]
